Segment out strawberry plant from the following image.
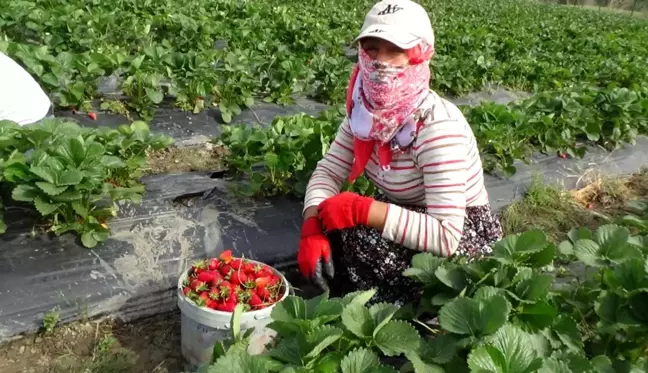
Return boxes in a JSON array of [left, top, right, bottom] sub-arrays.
[[194, 225, 648, 372], [216, 107, 375, 198], [0, 118, 173, 247]]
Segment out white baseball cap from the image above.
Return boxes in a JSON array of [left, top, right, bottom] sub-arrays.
[[354, 0, 434, 50]]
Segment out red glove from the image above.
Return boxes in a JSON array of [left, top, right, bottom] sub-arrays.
[[297, 217, 334, 290], [317, 192, 374, 231]]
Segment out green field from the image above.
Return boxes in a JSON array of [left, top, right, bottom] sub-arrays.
[[2, 0, 647, 181]]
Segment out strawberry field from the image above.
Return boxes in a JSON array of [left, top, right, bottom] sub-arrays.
[[2, 0, 648, 372]]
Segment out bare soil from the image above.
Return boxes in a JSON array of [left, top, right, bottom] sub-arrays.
[[145, 143, 230, 175], [0, 312, 184, 373]]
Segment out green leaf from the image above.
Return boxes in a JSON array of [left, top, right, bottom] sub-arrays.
[[81, 231, 98, 248], [312, 351, 344, 373], [568, 227, 592, 242], [492, 230, 548, 265], [552, 315, 584, 353], [34, 195, 61, 216], [369, 303, 399, 336], [271, 295, 307, 322], [11, 184, 40, 202], [438, 294, 510, 336], [467, 323, 543, 373], [145, 87, 164, 104], [405, 353, 445, 373], [614, 258, 648, 291], [590, 356, 614, 373], [517, 300, 557, 330], [29, 165, 56, 183], [434, 265, 468, 290], [419, 334, 459, 364], [403, 253, 444, 285], [340, 348, 380, 373], [573, 239, 602, 267], [341, 303, 374, 339], [269, 336, 303, 365], [231, 303, 244, 340], [594, 291, 619, 323], [71, 201, 88, 217], [514, 274, 553, 301], [373, 320, 420, 357], [341, 289, 376, 307], [102, 156, 126, 169], [304, 325, 343, 360], [56, 169, 83, 186], [35, 181, 68, 196], [539, 358, 572, 373]]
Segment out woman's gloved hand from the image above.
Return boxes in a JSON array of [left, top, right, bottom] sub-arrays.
[[297, 216, 334, 291], [317, 192, 374, 231]]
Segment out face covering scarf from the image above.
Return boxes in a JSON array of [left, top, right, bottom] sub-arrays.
[[346, 45, 433, 183]]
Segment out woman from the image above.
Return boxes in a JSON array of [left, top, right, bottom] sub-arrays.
[[297, 0, 502, 305]]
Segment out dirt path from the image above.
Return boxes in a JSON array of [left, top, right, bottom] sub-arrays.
[[0, 312, 183, 373]]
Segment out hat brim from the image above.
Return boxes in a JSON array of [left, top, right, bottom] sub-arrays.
[[353, 25, 421, 50]]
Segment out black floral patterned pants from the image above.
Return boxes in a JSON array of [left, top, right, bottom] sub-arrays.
[[326, 193, 503, 305]]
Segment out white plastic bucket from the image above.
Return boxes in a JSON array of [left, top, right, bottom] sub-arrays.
[[177, 259, 290, 370]]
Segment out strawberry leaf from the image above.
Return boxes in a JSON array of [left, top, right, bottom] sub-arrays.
[[35, 181, 68, 196], [34, 195, 61, 216], [341, 303, 373, 339], [373, 320, 420, 357], [439, 293, 511, 337], [467, 324, 543, 373]]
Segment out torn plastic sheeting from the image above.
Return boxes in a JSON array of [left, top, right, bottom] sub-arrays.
[[0, 172, 304, 342]]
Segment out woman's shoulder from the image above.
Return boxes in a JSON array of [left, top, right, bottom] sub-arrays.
[[420, 91, 467, 123], [414, 91, 472, 138]]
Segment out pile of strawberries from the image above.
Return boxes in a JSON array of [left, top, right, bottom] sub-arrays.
[[181, 250, 284, 312]]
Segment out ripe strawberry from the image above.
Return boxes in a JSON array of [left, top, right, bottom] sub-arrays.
[[219, 250, 233, 264], [230, 271, 248, 286], [192, 260, 208, 274], [216, 300, 237, 312], [242, 262, 255, 273], [258, 266, 274, 278], [206, 299, 218, 309], [208, 289, 220, 301], [210, 271, 223, 285], [197, 271, 215, 284], [256, 287, 271, 301], [558, 152, 567, 159], [190, 279, 208, 293], [208, 258, 220, 271], [230, 258, 243, 270], [220, 264, 233, 276], [182, 287, 192, 296], [249, 293, 263, 310], [88, 112, 97, 120]]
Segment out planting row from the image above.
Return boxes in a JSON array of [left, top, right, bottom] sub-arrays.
[[0, 119, 173, 246], [193, 221, 648, 373], [1, 0, 646, 120]]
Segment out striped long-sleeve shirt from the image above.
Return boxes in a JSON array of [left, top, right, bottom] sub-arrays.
[[303, 92, 489, 256]]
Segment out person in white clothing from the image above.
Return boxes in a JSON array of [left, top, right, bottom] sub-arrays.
[[0, 51, 52, 125]]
